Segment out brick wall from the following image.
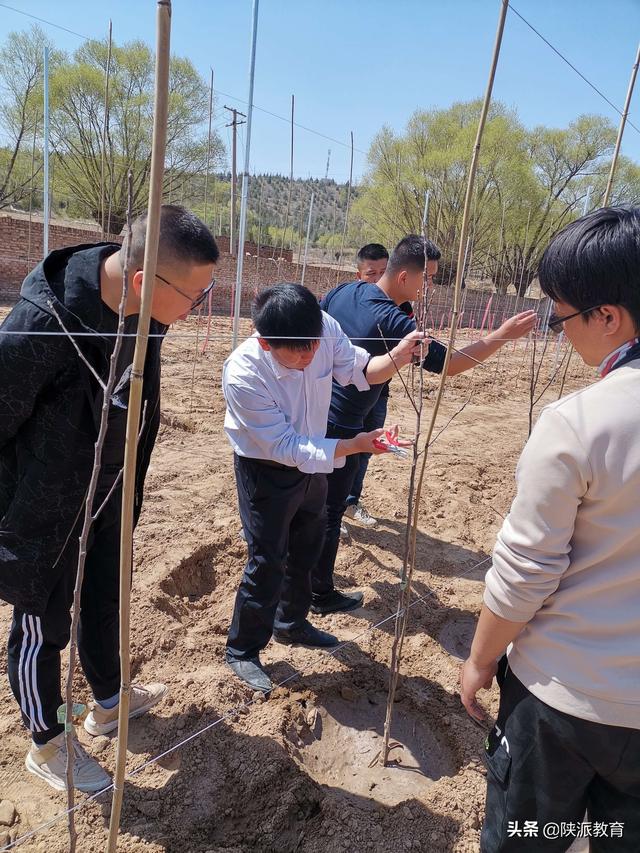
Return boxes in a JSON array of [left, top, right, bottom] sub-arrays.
[[0, 212, 112, 300], [0, 212, 539, 326]]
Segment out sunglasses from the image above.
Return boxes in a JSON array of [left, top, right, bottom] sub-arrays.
[[546, 305, 603, 335], [155, 273, 216, 310]]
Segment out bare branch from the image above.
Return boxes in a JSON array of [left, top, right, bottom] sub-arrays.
[[62, 171, 133, 851], [46, 300, 106, 392]]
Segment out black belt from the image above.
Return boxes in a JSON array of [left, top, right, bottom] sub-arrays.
[[248, 457, 297, 471]]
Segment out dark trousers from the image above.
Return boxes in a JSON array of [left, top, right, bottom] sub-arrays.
[[311, 422, 361, 598], [347, 394, 388, 507], [7, 490, 122, 745], [482, 658, 640, 852], [226, 455, 328, 661]]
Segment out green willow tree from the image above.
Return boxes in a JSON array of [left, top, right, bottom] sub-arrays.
[[352, 101, 639, 295], [0, 26, 62, 210], [49, 37, 225, 232]]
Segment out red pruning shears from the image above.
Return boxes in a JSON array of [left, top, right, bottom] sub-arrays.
[[373, 429, 409, 459]]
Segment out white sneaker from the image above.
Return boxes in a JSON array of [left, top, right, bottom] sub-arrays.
[[345, 503, 377, 528], [26, 732, 111, 793], [84, 682, 168, 736], [340, 523, 349, 539]]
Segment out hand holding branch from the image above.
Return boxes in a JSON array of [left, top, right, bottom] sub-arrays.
[[390, 330, 430, 368], [495, 310, 537, 341], [338, 424, 413, 458]]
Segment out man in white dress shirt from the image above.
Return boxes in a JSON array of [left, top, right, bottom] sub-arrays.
[[222, 283, 422, 691]]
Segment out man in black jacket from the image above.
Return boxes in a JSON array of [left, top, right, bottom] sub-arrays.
[[0, 205, 218, 792]]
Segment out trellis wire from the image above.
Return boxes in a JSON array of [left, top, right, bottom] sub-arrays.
[[0, 554, 492, 853]]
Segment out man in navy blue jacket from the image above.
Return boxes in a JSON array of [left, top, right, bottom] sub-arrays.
[[312, 234, 537, 614], [343, 243, 416, 530]]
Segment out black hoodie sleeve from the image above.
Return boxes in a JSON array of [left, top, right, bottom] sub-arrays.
[[0, 300, 72, 453]]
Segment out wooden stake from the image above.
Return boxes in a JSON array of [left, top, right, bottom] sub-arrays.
[[603, 42, 640, 206], [381, 0, 510, 765], [107, 3, 171, 848]]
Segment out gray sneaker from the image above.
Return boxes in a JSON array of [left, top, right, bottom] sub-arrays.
[[84, 682, 168, 736], [26, 732, 111, 793], [345, 503, 377, 528]]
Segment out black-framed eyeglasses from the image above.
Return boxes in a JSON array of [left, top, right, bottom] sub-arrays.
[[155, 273, 216, 310], [547, 305, 603, 335]]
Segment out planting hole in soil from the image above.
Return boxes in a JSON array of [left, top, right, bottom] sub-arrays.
[[292, 693, 456, 806], [159, 543, 218, 600]]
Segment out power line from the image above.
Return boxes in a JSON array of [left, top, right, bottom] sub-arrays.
[[0, 2, 90, 40], [215, 88, 368, 156], [3, 2, 636, 150], [0, 554, 492, 853], [0, 3, 367, 157], [508, 3, 640, 136]]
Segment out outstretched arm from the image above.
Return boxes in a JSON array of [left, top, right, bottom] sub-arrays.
[[446, 310, 537, 376], [365, 330, 425, 383]]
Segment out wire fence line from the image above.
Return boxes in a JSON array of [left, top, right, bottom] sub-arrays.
[[0, 554, 492, 853]]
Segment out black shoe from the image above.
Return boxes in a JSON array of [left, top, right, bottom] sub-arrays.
[[310, 589, 364, 615], [225, 656, 273, 692], [272, 620, 339, 649]]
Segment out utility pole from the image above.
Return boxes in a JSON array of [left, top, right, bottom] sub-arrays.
[[224, 105, 246, 256]]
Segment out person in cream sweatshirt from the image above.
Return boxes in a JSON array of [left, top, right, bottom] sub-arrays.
[[461, 206, 640, 853]]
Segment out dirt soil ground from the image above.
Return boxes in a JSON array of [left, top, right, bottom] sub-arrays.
[[0, 313, 595, 852]]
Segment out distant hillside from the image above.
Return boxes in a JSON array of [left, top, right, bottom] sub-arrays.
[[172, 171, 361, 252]]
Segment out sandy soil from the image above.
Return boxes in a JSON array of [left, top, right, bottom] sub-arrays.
[[0, 313, 595, 852]]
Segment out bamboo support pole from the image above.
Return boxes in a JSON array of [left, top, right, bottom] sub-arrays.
[[381, 0, 509, 765], [231, 0, 259, 349], [603, 42, 640, 206], [107, 3, 171, 848]]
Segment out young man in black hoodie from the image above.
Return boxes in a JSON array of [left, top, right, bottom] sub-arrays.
[[0, 205, 218, 792]]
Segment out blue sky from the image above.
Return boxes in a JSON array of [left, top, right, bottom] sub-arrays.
[[1, 0, 639, 182]]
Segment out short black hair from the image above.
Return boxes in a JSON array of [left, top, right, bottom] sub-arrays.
[[387, 234, 441, 275], [252, 283, 323, 351], [356, 243, 389, 264], [122, 204, 219, 269], [538, 206, 640, 331]]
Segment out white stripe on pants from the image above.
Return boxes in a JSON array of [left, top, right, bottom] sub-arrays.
[[17, 615, 47, 733]]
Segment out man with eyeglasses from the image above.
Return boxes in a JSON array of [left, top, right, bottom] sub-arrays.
[[461, 206, 640, 852], [0, 204, 218, 793]]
